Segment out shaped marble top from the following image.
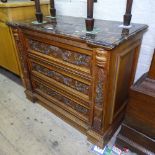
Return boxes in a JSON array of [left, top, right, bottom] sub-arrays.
[[8, 15, 148, 50]]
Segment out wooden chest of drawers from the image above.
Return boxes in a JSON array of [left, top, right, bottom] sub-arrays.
[[9, 16, 147, 147]]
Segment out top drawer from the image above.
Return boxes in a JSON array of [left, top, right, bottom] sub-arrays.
[[24, 31, 94, 76], [28, 39, 91, 68]]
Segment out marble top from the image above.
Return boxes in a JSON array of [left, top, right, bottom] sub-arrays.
[[8, 15, 148, 50]]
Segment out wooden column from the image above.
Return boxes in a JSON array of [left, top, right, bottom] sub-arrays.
[[92, 49, 110, 131], [13, 29, 36, 102], [50, 0, 56, 17], [123, 0, 133, 26], [85, 0, 94, 31], [34, 0, 43, 23]]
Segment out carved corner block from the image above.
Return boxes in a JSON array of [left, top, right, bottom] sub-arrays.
[[96, 49, 110, 68], [92, 49, 110, 131]]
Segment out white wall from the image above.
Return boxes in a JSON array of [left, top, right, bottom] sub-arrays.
[[55, 0, 155, 81]]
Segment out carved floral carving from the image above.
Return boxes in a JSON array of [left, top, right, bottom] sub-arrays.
[[34, 81, 89, 116], [13, 30, 31, 90], [28, 39, 91, 68], [31, 62, 89, 95], [95, 68, 105, 106], [95, 49, 109, 106], [93, 49, 110, 131]]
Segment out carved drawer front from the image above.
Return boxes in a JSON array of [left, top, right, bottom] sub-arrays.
[[30, 61, 90, 96], [32, 78, 90, 122], [26, 39, 93, 75]]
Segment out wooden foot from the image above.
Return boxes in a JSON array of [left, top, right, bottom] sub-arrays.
[[25, 90, 37, 103]]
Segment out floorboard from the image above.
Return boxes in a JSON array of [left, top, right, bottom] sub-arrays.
[[0, 67, 96, 155]]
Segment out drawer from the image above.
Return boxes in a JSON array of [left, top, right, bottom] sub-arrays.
[[28, 53, 92, 82], [26, 38, 93, 75], [30, 60, 90, 95], [28, 57, 93, 101], [32, 78, 90, 122]]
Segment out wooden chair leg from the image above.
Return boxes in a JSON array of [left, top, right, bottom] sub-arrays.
[[85, 0, 94, 31], [123, 0, 133, 26], [34, 0, 43, 23], [50, 0, 56, 17]]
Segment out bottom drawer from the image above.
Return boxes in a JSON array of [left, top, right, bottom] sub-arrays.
[[32, 78, 90, 122]]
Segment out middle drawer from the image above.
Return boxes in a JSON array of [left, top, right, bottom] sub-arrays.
[[28, 58, 92, 104]]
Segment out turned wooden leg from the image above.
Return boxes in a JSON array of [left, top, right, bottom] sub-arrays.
[[123, 0, 133, 26], [85, 0, 94, 31], [36, 12, 43, 23], [50, 0, 56, 17], [34, 0, 43, 23], [85, 18, 94, 31]]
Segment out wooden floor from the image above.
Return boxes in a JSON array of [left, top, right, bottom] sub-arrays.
[[0, 67, 116, 155]]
